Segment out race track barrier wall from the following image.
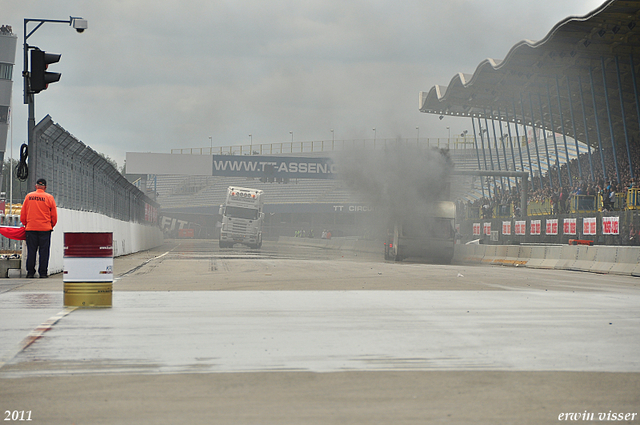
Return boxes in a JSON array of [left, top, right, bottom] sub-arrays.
[[22, 207, 163, 276], [455, 243, 640, 277], [610, 247, 640, 275], [525, 246, 548, 269], [555, 245, 579, 271], [279, 237, 640, 277], [571, 245, 599, 273], [482, 245, 498, 264], [590, 246, 618, 274], [540, 246, 562, 269]]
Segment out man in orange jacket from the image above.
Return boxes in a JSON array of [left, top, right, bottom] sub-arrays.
[[21, 178, 58, 278]]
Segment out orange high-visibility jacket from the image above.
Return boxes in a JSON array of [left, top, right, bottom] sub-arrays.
[[20, 188, 58, 231]]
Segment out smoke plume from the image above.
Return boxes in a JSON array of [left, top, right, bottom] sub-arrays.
[[336, 143, 453, 233]]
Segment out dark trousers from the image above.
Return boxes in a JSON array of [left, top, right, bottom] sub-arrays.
[[25, 231, 52, 276]]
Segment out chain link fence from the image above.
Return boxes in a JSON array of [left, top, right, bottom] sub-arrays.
[[24, 115, 158, 223]]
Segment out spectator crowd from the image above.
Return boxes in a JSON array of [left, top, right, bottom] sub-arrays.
[[461, 139, 639, 218]]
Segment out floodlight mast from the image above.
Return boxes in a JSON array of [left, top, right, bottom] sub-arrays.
[[22, 16, 86, 189]]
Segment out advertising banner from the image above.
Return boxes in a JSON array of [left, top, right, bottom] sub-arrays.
[[515, 220, 526, 235], [212, 155, 336, 179], [502, 221, 511, 235], [546, 218, 558, 235], [563, 218, 577, 235], [583, 217, 597, 235], [602, 216, 619, 235], [530, 220, 541, 235]]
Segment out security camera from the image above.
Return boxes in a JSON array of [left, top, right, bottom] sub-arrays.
[[72, 19, 88, 33]]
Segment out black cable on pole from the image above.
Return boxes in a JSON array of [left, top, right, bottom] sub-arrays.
[[16, 143, 28, 182]]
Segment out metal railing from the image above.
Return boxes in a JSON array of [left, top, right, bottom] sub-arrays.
[[169, 136, 519, 156], [628, 188, 640, 210], [464, 189, 639, 220]]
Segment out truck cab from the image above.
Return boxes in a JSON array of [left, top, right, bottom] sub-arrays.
[[219, 187, 264, 249]]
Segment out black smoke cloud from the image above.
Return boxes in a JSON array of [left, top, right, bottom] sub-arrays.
[[336, 143, 453, 232]]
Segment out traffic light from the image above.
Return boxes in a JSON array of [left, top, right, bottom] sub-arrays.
[[30, 47, 61, 94]]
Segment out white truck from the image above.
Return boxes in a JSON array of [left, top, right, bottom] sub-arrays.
[[384, 201, 456, 263], [218, 186, 264, 249]]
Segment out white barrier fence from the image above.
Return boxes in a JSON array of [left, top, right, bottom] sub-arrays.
[[279, 237, 640, 277], [21, 207, 163, 275], [454, 243, 640, 277]]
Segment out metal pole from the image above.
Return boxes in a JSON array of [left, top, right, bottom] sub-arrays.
[[504, 107, 521, 194], [489, 109, 505, 193], [519, 93, 534, 184], [477, 117, 492, 198], [482, 111, 499, 197], [545, 87, 562, 187], [600, 57, 620, 183], [528, 94, 544, 189], [503, 108, 518, 173], [589, 66, 608, 183], [578, 75, 595, 181], [537, 93, 554, 188], [496, 110, 510, 171], [555, 75, 572, 184], [482, 111, 495, 173], [477, 117, 488, 171], [566, 76, 583, 181], [497, 110, 514, 192], [615, 56, 634, 183], [470, 117, 486, 198]]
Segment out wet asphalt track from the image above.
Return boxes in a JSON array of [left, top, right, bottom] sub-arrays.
[[1, 239, 639, 424]]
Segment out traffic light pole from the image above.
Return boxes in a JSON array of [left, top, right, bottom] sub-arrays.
[[22, 17, 83, 190]]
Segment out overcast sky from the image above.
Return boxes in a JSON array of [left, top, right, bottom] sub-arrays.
[[5, 0, 604, 167]]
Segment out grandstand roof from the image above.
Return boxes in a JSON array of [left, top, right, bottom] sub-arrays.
[[419, 0, 640, 154]]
